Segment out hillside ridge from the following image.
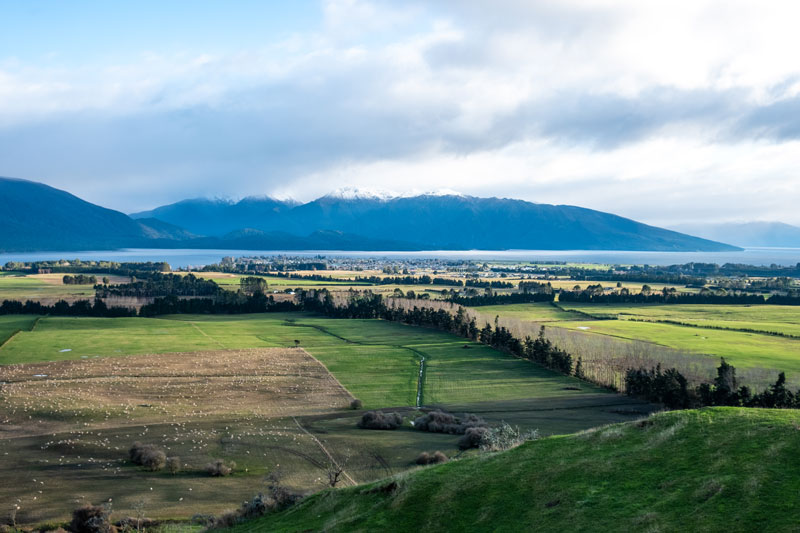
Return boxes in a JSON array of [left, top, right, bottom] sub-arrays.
[[232, 408, 800, 533]]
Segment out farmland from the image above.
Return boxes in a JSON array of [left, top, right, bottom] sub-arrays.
[[0, 273, 129, 304], [0, 313, 653, 526], [477, 302, 800, 379]]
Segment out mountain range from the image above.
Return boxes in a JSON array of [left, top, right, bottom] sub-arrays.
[[1, 177, 741, 253]]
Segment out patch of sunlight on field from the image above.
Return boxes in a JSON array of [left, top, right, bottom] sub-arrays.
[[554, 319, 800, 374]]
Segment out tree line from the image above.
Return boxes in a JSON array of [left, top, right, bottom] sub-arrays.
[[447, 292, 554, 307], [558, 288, 800, 305], [62, 274, 97, 285], [625, 358, 800, 409], [95, 272, 221, 298]]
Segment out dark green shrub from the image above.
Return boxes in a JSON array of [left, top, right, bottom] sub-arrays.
[[357, 411, 403, 430], [128, 442, 166, 471], [205, 459, 236, 477], [69, 505, 116, 533], [415, 451, 449, 465]]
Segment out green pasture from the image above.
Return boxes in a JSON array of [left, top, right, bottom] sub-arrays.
[[0, 274, 96, 301], [476, 302, 578, 322], [555, 319, 800, 375], [0, 315, 39, 346], [558, 303, 800, 337], [478, 302, 800, 376]]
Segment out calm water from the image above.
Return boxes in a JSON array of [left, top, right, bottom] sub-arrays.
[[2, 247, 800, 268]]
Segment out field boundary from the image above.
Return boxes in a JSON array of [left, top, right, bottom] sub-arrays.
[[189, 321, 228, 348], [292, 416, 357, 486], [0, 329, 22, 351], [286, 320, 427, 407], [624, 317, 800, 340], [298, 347, 356, 402]]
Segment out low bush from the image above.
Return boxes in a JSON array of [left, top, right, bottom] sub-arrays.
[[415, 451, 449, 465], [128, 442, 166, 471], [479, 423, 539, 452], [458, 427, 489, 449], [166, 456, 181, 474], [350, 398, 363, 410], [69, 505, 116, 533], [413, 410, 487, 435], [357, 411, 403, 430], [205, 459, 236, 477], [208, 486, 303, 529]]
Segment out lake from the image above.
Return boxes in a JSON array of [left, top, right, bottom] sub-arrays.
[[2, 247, 800, 268]]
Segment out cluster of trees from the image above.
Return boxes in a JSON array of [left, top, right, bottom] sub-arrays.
[[3, 259, 170, 275], [519, 281, 554, 294], [268, 272, 463, 286], [559, 288, 771, 305], [0, 298, 135, 317], [95, 272, 221, 298], [239, 276, 268, 295], [356, 275, 460, 286], [201, 259, 327, 273], [139, 293, 299, 316], [448, 291, 554, 307], [560, 287, 800, 305], [625, 358, 800, 409], [489, 261, 800, 286], [465, 279, 514, 289], [62, 274, 98, 285]]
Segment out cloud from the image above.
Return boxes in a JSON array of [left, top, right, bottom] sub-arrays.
[[1, 0, 800, 224]]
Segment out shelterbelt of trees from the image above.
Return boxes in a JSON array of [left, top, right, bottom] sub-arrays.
[[4, 260, 170, 275], [559, 286, 800, 305]]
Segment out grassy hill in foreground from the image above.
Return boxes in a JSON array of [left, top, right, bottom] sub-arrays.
[[233, 408, 800, 532]]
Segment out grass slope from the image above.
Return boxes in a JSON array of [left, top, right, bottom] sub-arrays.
[[233, 408, 800, 533], [0, 315, 39, 346]]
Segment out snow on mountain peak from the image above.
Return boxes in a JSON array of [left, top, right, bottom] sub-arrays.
[[325, 187, 399, 201], [322, 187, 466, 201]]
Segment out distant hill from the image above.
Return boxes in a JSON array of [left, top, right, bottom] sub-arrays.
[[670, 221, 800, 248], [0, 177, 151, 252], [233, 408, 800, 532], [1, 178, 739, 252], [131, 196, 297, 236]]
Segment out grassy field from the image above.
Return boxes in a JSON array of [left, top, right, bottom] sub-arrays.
[[1, 314, 616, 408], [554, 319, 800, 375], [476, 302, 578, 323], [234, 408, 800, 533], [0, 313, 655, 526], [0, 273, 129, 303], [478, 302, 800, 379], [0, 315, 39, 346]]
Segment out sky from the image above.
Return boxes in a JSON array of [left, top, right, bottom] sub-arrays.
[[1, 0, 800, 226]]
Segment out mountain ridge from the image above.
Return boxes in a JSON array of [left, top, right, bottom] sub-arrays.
[[1, 176, 741, 252], [669, 221, 800, 248]]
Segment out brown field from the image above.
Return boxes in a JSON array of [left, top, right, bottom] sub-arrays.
[[0, 348, 385, 525], [0, 348, 353, 438]]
